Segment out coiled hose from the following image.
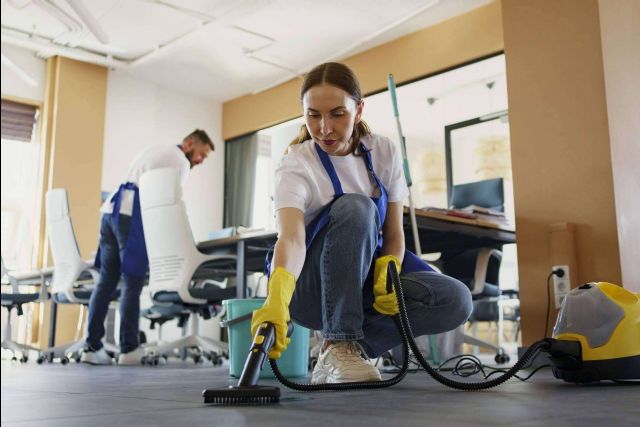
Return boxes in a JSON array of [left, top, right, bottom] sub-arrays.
[[270, 262, 552, 391]]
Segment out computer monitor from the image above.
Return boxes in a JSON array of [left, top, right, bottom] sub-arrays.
[[450, 178, 504, 212]]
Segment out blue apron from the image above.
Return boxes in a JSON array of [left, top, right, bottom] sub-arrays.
[[95, 182, 149, 279], [266, 141, 433, 277]]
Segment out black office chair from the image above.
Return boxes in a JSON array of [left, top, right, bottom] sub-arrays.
[[1, 258, 50, 362], [443, 178, 518, 363]]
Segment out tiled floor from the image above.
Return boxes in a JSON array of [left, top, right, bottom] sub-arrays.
[[1, 357, 638, 427]]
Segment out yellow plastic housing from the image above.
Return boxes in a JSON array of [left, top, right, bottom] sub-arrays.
[[555, 282, 639, 361]]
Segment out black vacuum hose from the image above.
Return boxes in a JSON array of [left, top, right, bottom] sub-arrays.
[[270, 262, 552, 391]]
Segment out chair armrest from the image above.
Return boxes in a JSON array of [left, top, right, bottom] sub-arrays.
[[472, 248, 502, 296], [7, 268, 52, 300], [195, 278, 228, 289], [176, 255, 237, 305], [86, 267, 100, 284]]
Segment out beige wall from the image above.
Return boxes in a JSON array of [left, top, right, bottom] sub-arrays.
[[502, 0, 622, 345], [46, 57, 107, 258], [598, 0, 640, 291], [222, 2, 504, 140], [38, 56, 108, 347]]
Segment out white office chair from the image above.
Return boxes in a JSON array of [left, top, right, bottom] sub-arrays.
[[41, 189, 117, 363], [139, 168, 236, 364], [1, 258, 51, 362]]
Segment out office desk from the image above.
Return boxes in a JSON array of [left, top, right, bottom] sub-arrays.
[[403, 208, 516, 254], [197, 231, 277, 299]]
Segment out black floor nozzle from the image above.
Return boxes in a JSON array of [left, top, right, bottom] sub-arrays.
[[203, 322, 282, 405], [203, 385, 280, 405]]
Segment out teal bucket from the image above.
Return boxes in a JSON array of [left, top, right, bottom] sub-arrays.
[[222, 299, 309, 379]]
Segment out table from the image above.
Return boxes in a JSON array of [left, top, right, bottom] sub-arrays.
[[197, 231, 277, 299], [403, 208, 516, 254]]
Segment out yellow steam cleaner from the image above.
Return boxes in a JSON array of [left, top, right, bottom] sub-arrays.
[[549, 281, 639, 383], [203, 264, 639, 405]]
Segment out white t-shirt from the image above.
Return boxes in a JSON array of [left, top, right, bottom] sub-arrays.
[[100, 145, 190, 216], [273, 134, 409, 227]]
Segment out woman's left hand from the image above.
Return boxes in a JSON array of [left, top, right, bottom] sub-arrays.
[[373, 254, 401, 315]]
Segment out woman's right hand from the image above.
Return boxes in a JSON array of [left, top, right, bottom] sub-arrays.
[[250, 267, 296, 359]]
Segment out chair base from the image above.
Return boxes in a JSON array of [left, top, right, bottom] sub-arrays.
[[463, 333, 511, 364], [38, 339, 119, 364], [146, 334, 228, 363], [1, 339, 40, 362]]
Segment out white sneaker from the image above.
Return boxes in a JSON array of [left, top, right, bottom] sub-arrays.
[[81, 347, 113, 366], [311, 341, 382, 384], [117, 347, 145, 366]]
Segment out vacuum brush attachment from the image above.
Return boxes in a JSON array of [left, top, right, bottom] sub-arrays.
[[203, 322, 281, 405], [203, 385, 280, 405]]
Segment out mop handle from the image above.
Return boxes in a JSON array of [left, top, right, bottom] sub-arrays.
[[388, 74, 422, 256]]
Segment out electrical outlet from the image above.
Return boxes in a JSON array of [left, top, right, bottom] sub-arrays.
[[552, 265, 571, 309]]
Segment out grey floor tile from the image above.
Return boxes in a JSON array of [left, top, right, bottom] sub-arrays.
[[2, 360, 638, 427]]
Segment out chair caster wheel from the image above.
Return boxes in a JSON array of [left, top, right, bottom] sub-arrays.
[[193, 355, 203, 364], [60, 357, 69, 365], [143, 355, 161, 366], [494, 353, 510, 364], [210, 353, 223, 366], [36, 356, 45, 364], [20, 356, 28, 363], [11, 357, 17, 362]]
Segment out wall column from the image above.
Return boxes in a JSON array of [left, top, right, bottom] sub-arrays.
[[37, 56, 107, 347], [501, 0, 622, 345]]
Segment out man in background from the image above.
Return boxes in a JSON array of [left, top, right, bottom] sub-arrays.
[[82, 129, 214, 365]]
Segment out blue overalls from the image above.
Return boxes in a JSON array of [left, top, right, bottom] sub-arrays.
[[87, 181, 149, 353], [266, 141, 433, 278], [95, 182, 148, 279]]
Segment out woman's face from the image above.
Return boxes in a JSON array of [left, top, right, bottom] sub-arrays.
[[302, 84, 363, 156]]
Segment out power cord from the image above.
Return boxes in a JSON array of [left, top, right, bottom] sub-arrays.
[[436, 349, 550, 382], [381, 349, 551, 382], [545, 268, 565, 338]]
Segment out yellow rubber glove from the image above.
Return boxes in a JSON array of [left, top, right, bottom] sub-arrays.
[[250, 267, 296, 359], [373, 255, 401, 315]]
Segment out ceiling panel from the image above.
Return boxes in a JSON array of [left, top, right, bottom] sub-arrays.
[[1, 0, 494, 100]]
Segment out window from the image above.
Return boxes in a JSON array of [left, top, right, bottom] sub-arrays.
[[250, 134, 275, 230], [1, 99, 43, 270]]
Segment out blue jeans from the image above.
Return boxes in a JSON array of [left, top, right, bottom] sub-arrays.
[[289, 194, 473, 357], [86, 214, 145, 353]]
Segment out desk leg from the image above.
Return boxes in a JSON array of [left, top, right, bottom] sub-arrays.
[[236, 240, 247, 299], [48, 300, 57, 348], [498, 299, 504, 352]]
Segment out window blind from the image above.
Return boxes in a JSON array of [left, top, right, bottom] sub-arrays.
[[1, 99, 38, 142]]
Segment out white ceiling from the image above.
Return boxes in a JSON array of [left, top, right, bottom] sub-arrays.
[[1, 0, 492, 101]]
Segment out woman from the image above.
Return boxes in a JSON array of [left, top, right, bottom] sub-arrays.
[[252, 62, 472, 384]]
